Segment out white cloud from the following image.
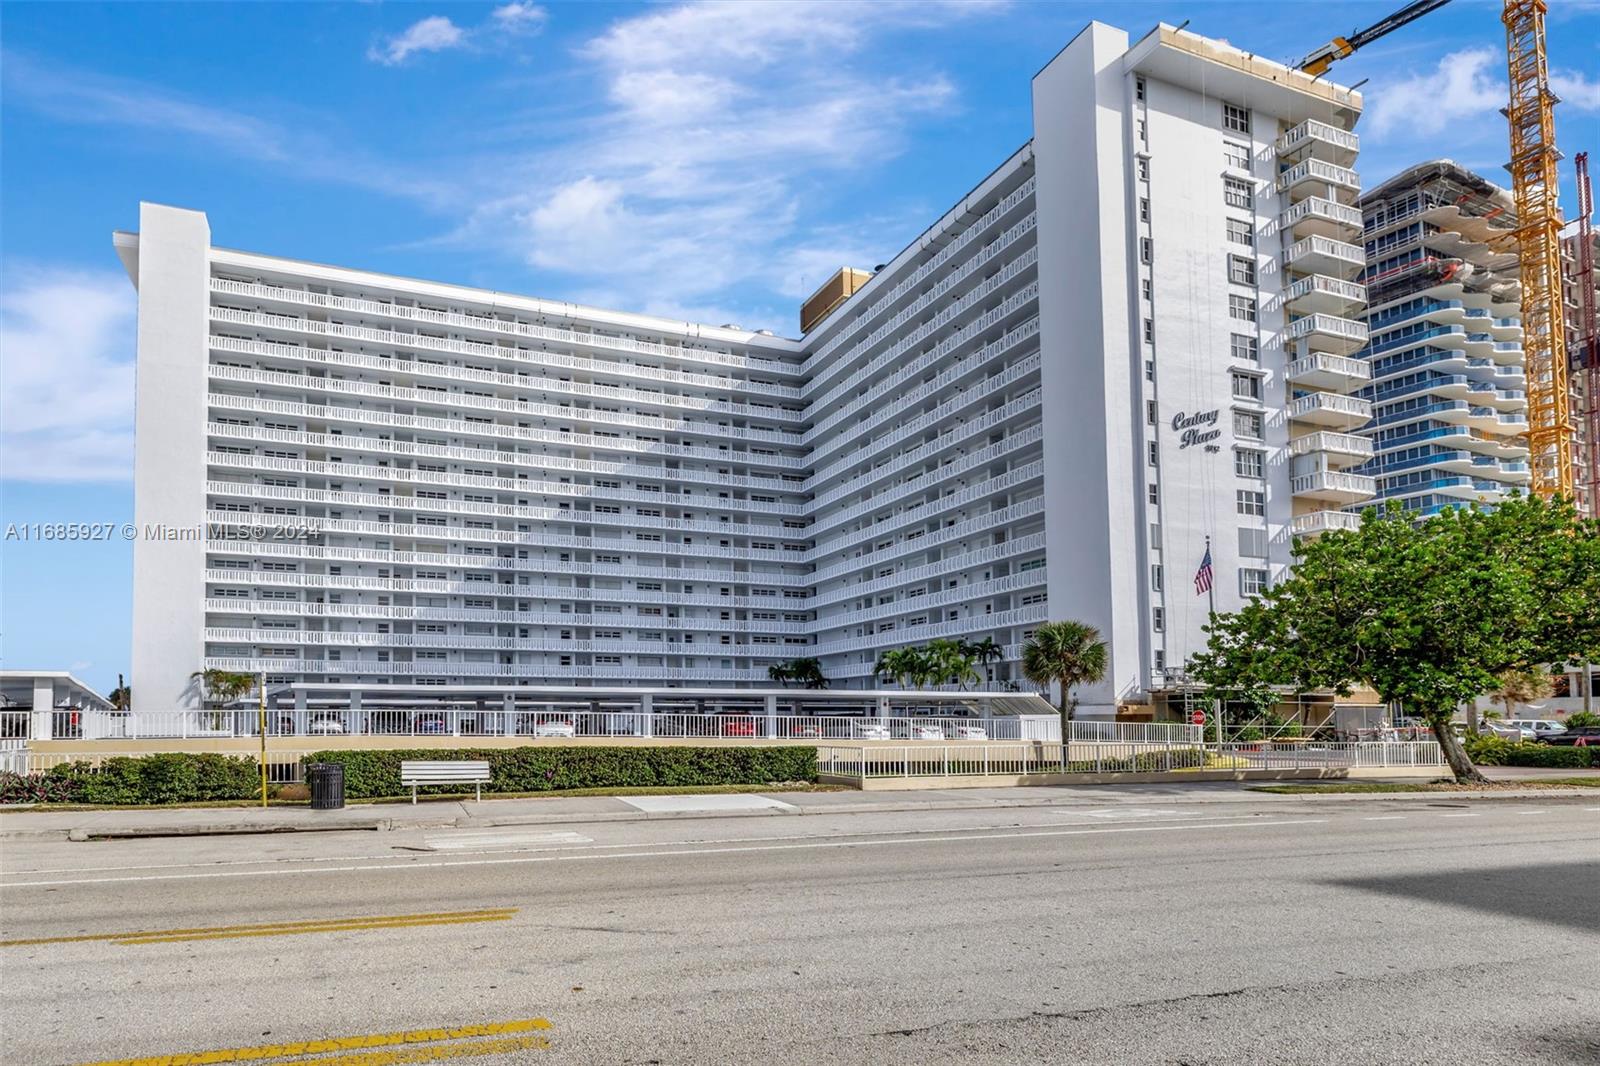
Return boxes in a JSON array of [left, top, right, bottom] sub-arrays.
[[453, 0, 982, 324], [0, 269, 137, 483], [369, 15, 467, 65], [1364, 47, 1506, 140], [1552, 68, 1600, 112], [492, 2, 547, 30]]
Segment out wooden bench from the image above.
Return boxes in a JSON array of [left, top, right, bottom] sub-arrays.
[[399, 760, 491, 804]]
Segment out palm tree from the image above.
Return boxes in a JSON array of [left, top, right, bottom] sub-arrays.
[[190, 669, 256, 729], [788, 657, 827, 689], [875, 648, 915, 689], [767, 662, 793, 687], [963, 637, 1005, 683], [928, 639, 979, 690], [108, 674, 131, 713], [1021, 621, 1108, 744]]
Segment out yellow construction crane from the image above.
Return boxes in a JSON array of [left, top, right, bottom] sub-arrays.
[[1503, 0, 1575, 500], [1295, 0, 1453, 77]]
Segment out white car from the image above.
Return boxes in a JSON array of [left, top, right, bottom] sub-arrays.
[[533, 720, 577, 738], [1506, 719, 1567, 740], [911, 724, 946, 741], [307, 716, 347, 735], [946, 725, 989, 741], [852, 722, 892, 740]]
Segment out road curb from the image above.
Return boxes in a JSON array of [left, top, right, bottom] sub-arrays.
[[7, 784, 1592, 841]]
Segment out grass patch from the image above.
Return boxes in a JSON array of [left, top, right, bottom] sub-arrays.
[[1250, 778, 1600, 794]]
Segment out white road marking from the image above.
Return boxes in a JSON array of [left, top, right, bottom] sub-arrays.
[[0, 818, 1329, 889], [618, 794, 799, 813], [1440, 813, 1480, 818], [1364, 816, 1405, 821], [1514, 810, 1549, 816], [423, 830, 592, 851]]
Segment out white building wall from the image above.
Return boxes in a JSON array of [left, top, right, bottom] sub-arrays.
[[122, 22, 1367, 716]]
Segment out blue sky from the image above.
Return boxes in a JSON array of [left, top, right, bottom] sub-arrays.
[[2, 0, 1597, 696]]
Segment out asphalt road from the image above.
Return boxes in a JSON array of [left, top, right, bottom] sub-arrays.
[[2, 795, 1597, 1065]]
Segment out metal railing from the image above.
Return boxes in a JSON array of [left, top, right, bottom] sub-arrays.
[[817, 740, 1445, 781], [23, 710, 1201, 745]]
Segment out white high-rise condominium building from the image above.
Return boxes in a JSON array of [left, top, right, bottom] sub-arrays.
[[120, 22, 1369, 715], [1353, 161, 1531, 516]]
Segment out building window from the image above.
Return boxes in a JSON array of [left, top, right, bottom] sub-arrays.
[[1230, 333, 1259, 363], [1148, 483, 1160, 505], [1142, 278, 1153, 301], [1233, 410, 1264, 439], [1234, 448, 1265, 479], [1153, 606, 1165, 632], [1224, 140, 1251, 170], [1144, 318, 1155, 343], [1229, 294, 1257, 322], [1140, 237, 1153, 264], [1145, 360, 1155, 382], [1135, 76, 1146, 102], [1228, 254, 1257, 286], [1223, 102, 1251, 135], [1224, 176, 1253, 210], [1151, 564, 1164, 592], [1236, 489, 1266, 517], [1137, 157, 1150, 181], [1154, 649, 1166, 671], [1147, 399, 1158, 425], [1226, 218, 1254, 247], [1148, 440, 1160, 466], [1241, 568, 1269, 596], [1231, 372, 1263, 401], [1140, 197, 1150, 222], [1137, 118, 1147, 143]]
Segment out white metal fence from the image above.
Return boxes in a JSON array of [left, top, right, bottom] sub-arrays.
[[15, 749, 313, 784], [818, 740, 1446, 782], [23, 709, 1202, 746]]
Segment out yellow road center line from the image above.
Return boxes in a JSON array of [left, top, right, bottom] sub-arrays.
[[261, 1033, 551, 1066], [0, 909, 516, 947], [72, 1018, 551, 1066], [118, 913, 515, 944]]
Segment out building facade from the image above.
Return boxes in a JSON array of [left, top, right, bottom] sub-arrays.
[[1352, 161, 1532, 516], [121, 22, 1368, 715]]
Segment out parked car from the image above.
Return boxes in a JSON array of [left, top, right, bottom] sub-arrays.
[[307, 715, 347, 736], [910, 723, 946, 741], [946, 724, 989, 741], [1544, 726, 1600, 747], [782, 720, 825, 738], [1505, 719, 1567, 741], [415, 713, 449, 735], [852, 721, 892, 740], [533, 718, 576, 738], [717, 717, 758, 738]]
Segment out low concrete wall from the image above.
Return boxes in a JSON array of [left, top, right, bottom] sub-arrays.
[[822, 765, 1446, 789]]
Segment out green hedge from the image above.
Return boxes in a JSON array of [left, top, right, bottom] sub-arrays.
[[1465, 737, 1600, 768], [0, 754, 262, 805], [304, 746, 819, 799]]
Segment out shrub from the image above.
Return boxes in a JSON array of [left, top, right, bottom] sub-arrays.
[[0, 769, 80, 804], [1466, 736, 1598, 768], [304, 746, 821, 800], [8, 754, 263, 805], [1564, 711, 1600, 729]]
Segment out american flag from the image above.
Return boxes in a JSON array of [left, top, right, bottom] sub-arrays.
[[1194, 548, 1214, 595]]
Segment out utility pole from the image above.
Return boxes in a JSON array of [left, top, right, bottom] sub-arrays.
[[1205, 534, 1223, 749]]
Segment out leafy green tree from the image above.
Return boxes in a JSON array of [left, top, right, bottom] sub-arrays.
[[1189, 495, 1600, 783], [1489, 666, 1554, 720], [1021, 621, 1109, 743]]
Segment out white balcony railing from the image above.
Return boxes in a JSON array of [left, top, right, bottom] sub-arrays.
[[1290, 510, 1364, 536]]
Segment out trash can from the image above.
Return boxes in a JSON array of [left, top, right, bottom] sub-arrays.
[[307, 762, 345, 810]]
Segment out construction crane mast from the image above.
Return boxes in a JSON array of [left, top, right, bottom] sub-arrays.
[[1574, 151, 1598, 514], [1503, 0, 1575, 500], [1296, 0, 1453, 76]]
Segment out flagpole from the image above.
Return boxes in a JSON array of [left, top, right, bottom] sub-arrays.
[[1205, 534, 1223, 750]]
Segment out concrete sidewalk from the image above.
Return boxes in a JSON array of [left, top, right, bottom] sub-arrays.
[[3, 769, 1595, 841]]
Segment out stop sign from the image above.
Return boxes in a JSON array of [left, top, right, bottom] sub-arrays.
[[1190, 710, 1206, 726]]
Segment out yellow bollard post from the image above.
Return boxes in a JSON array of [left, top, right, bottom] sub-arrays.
[[258, 673, 268, 808]]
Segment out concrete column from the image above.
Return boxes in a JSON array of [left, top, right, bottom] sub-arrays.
[[765, 694, 778, 739], [32, 678, 55, 740], [503, 693, 514, 736], [347, 689, 362, 733], [641, 693, 653, 737]]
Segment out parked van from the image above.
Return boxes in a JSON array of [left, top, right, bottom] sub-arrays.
[[1504, 719, 1567, 741]]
